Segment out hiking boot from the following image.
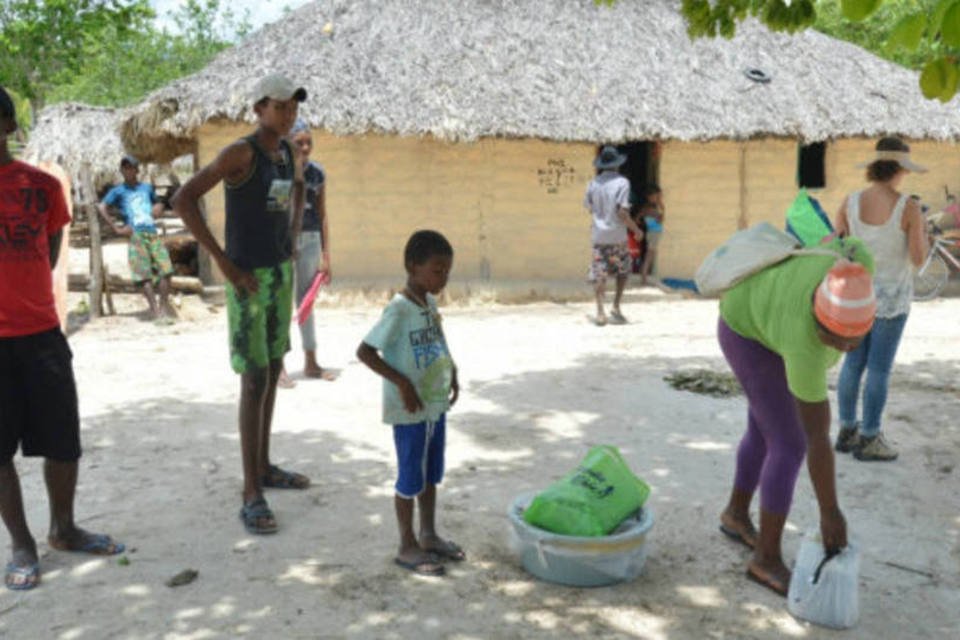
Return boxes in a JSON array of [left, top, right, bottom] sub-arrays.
[[834, 426, 860, 453], [853, 433, 899, 462]]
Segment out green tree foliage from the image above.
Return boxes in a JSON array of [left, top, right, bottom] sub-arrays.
[[673, 0, 960, 102], [47, 0, 251, 107], [0, 0, 250, 115], [0, 0, 154, 105]]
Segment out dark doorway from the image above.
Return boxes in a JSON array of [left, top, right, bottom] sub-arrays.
[[616, 141, 659, 194]]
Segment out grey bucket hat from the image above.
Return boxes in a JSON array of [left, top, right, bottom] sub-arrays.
[[594, 145, 627, 170]]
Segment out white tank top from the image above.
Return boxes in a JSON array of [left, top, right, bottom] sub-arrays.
[[846, 191, 912, 318]]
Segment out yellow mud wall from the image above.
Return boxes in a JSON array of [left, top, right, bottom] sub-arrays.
[[659, 138, 960, 278], [196, 125, 960, 287], [196, 123, 597, 292]]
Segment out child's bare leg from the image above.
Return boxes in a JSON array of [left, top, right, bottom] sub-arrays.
[[0, 460, 40, 588], [395, 495, 442, 572], [641, 249, 657, 285], [259, 359, 282, 474], [418, 484, 465, 561], [158, 276, 174, 316], [44, 459, 122, 555], [613, 274, 627, 313], [239, 367, 270, 507], [141, 281, 160, 317], [594, 281, 607, 320]]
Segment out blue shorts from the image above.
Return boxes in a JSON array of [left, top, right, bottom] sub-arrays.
[[393, 414, 446, 498]]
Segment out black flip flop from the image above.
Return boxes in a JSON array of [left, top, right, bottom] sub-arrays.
[[719, 524, 756, 550], [423, 539, 466, 562], [745, 566, 789, 597], [394, 557, 445, 576]]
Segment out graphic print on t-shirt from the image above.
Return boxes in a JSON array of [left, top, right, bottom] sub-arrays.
[[0, 185, 50, 262], [409, 308, 453, 404]]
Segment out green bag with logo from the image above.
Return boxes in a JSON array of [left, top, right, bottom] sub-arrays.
[[522, 445, 651, 537]]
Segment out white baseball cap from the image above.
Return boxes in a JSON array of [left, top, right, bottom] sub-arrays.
[[250, 74, 307, 103]]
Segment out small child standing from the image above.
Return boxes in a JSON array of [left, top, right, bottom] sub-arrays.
[[357, 230, 463, 576]]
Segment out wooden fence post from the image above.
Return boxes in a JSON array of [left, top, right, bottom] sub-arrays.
[[77, 164, 103, 318]]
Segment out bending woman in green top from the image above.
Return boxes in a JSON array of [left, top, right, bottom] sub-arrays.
[[716, 237, 876, 596]]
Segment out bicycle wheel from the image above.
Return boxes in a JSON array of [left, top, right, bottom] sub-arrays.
[[913, 253, 949, 300]]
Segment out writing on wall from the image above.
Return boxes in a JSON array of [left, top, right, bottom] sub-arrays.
[[537, 159, 578, 195]]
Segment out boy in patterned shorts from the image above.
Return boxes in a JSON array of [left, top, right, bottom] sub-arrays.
[[172, 74, 309, 534], [98, 155, 175, 321]]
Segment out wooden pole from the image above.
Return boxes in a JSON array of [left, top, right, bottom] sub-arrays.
[[77, 164, 104, 318]]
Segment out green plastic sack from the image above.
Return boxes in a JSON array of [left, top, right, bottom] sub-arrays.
[[523, 445, 651, 537], [786, 188, 834, 247]]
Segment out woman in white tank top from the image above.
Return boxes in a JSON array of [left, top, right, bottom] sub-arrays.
[[832, 138, 928, 462]]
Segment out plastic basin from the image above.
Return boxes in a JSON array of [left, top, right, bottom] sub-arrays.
[[508, 493, 654, 587]]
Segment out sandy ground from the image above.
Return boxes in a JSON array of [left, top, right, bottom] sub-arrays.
[[0, 279, 958, 640]]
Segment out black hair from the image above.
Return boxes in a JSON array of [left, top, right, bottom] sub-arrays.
[[639, 183, 662, 205], [404, 230, 453, 267], [867, 137, 909, 183], [0, 86, 14, 120]]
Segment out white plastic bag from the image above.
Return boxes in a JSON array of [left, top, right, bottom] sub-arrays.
[[694, 222, 799, 296], [788, 531, 860, 629]]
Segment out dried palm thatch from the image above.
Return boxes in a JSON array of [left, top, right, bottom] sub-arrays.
[[23, 103, 129, 190], [121, 0, 960, 164], [25, 102, 195, 193]]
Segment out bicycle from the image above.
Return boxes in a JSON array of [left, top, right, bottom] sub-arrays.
[[913, 226, 960, 300]]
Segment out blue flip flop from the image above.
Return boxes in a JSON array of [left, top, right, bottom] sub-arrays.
[[239, 497, 278, 535], [50, 533, 125, 555], [5, 562, 40, 591]]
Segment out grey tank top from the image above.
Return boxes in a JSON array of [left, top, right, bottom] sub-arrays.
[[224, 136, 294, 269]]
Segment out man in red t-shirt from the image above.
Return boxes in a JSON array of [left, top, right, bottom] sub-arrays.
[[0, 86, 124, 591]]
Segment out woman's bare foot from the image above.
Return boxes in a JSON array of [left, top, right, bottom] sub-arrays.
[[720, 509, 758, 549], [304, 362, 337, 380], [745, 558, 791, 597]]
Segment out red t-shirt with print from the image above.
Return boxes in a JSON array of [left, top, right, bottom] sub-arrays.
[[0, 160, 71, 337]]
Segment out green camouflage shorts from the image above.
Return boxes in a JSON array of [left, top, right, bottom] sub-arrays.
[[128, 232, 174, 285], [226, 261, 293, 374]]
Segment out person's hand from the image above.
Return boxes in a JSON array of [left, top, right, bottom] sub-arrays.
[[820, 506, 848, 554], [449, 367, 459, 406], [115, 224, 133, 237], [398, 377, 424, 413], [320, 254, 331, 281], [219, 258, 258, 295]]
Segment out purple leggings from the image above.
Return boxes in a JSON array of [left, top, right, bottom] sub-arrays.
[[718, 318, 807, 515]]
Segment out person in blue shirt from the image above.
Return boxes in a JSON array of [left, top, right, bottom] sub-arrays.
[[97, 155, 175, 321]]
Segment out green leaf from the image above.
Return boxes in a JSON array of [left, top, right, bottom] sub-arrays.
[[841, 0, 882, 22], [939, 61, 960, 102], [943, 2, 960, 47], [933, 0, 959, 35], [888, 13, 927, 52], [920, 58, 954, 100]]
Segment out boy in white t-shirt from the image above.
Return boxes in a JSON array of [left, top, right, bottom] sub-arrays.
[[357, 230, 462, 576]]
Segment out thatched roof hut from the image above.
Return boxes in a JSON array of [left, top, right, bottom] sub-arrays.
[[117, 0, 960, 289], [25, 103, 130, 191], [121, 0, 960, 160]]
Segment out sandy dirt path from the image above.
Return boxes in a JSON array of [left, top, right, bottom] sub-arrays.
[[0, 287, 957, 639]]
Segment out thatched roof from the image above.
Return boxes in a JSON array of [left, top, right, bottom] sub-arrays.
[[121, 0, 960, 164], [24, 103, 129, 188], [25, 103, 193, 193]]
